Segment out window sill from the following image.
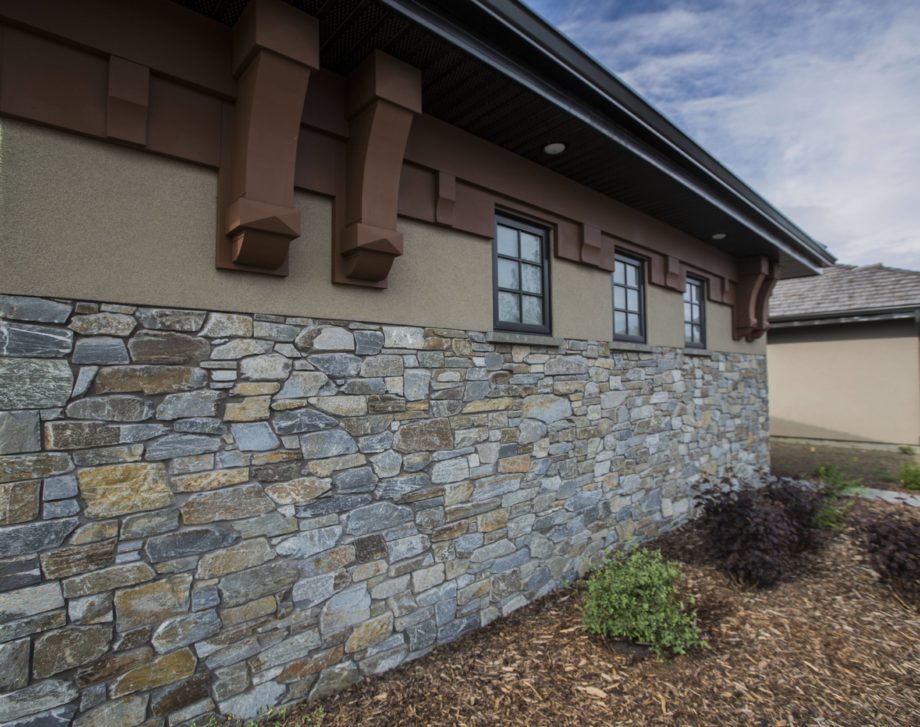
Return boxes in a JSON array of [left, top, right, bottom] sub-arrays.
[[609, 340, 655, 353], [681, 347, 715, 357], [487, 331, 563, 347]]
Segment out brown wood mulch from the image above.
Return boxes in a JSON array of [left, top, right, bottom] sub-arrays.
[[287, 501, 920, 727]]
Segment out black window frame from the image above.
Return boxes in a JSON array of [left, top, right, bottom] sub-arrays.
[[492, 213, 553, 335], [612, 253, 646, 343], [683, 276, 706, 348]]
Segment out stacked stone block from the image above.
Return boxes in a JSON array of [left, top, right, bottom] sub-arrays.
[[0, 294, 768, 725]]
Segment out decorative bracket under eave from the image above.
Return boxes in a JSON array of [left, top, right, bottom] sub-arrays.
[[733, 256, 777, 341], [334, 51, 422, 287], [216, 0, 319, 275]]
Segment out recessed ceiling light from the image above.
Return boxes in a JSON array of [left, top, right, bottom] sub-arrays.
[[543, 142, 567, 155], [711, 232, 726, 240]]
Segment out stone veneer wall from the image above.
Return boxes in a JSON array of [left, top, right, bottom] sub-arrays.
[[0, 294, 767, 726]]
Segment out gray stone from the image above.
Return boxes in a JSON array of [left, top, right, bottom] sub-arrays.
[[69, 313, 136, 337], [146, 433, 221, 460], [71, 367, 97, 397], [0, 638, 29, 690], [361, 355, 403, 377], [273, 407, 337, 435], [0, 680, 78, 724], [72, 694, 146, 727], [293, 573, 337, 608], [375, 473, 429, 499], [0, 555, 41, 592], [240, 354, 292, 380], [65, 396, 153, 422], [254, 320, 301, 341], [0, 322, 73, 357], [320, 584, 370, 635], [308, 353, 362, 378], [276, 371, 329, 399], [0, 519, 78, 559], [295, 495, 372, 519], [518, 418, 547, 444], [121, 508, 179, 539], [333, 466, 376, 493], [0, 412, 41, 455], [522, 394, 573, 423], [0, 296, 71, 324], [156, 389, 221, 420], [432, 457, 469, 484], [144, 526, 240, 562], [295, 326, 355, 352], [383, 326, 425, 349], [301, 429, 358, 459], [42, 499, 80, 518], [354, 330, 384, 355], [128, 330, 209, 364], [311, 661, 360, 700], [210, 338, 272, 359], [219, 681, 285, 721], [200, 312, 252, 338], [136, 307, 206, 332], [152, 609, 221, 653], [218, 560, 300, 607], [388, 535, 427, 562], [119, 423, 169, 443], [0, 359, 73, 409], [231, 422, 280, 451], [544, 355, 588, 375], [72, 337, 129, 365], [345, 502, 414, 535], [174, 417, 223, 434], [276, 525, 342, 558], [371, 450, 402, 479], [0, 582, 64, 622]]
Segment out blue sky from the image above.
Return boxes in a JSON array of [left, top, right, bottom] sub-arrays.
[[522, 0, 920, 269]]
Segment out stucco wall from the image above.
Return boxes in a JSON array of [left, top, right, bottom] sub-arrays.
[[0, 117, 760, 354], [767, 320, 920, 444]]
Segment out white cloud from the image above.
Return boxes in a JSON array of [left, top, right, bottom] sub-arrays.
[[524, 0, 920, 269]]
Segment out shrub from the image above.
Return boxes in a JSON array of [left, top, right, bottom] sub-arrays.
[[897, 463, 920, 491], [582, 547, 704, 659], [815, 465, 862, 527], [864, 515, 920, 602], [697, 483, 823, 587]]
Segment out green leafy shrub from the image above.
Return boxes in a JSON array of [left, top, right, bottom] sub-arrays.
[[897, 463, 920, 491], [815, 465, 863, 527], [582, 547, 704, 659], [898, 444, 916, 456]]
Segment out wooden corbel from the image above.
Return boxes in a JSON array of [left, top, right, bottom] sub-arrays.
[[579, 224, 614, 272], [733, 256, 777, 341], [335, 50, 422, 287], [217, 0, 319, 275]]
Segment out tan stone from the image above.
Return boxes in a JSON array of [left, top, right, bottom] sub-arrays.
[[110, 648, 197, 697], [78, 463, 172, 518], [224, 396, 271, 422], [44, 421, 120, 450], [462, 397, 513, 413], [250, 450, 301, 466], [311, 396, 367, 417], [40, 540, 116, 579], [75, 646, 153, 687], [33, 625, 112, 678], [196, 538, 274, 579], [180, 483, 275, 524], [497, 454, 531, 473], [432, 521, 468, 541], [307, 453, 365, 477], [345, 613, 393, 653], [63, 562, 156, 598], [264, 477, 330, 505], [220, 595, 276, 626], [113, 574, 191, 631], [278, 645, 344, 682], [271, 399, 307, 411], [94, 366, 205, 395], [70, 520, 120, 544], [171, 467, 249, 493], [0, 452, 72, 483], [306, 545, 355, 575], [478, 509, 509, 532], [230, 382, 280, 396], [393, 418, 453, 452], [0, 480, 40, 524]]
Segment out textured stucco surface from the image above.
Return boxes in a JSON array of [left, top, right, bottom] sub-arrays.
[[768, 320, 920, 444], [0, 118, 762, 353]]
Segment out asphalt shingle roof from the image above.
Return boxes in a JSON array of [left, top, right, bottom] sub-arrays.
[[770, 264, 920, 320]]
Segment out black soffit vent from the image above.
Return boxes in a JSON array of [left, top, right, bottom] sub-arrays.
[[171, 0, 836, 277]]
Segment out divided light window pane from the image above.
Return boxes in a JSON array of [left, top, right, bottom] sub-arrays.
[[494, 216, 550, 333], [612, 254, 645, 342], [683, 278, 705, 348]]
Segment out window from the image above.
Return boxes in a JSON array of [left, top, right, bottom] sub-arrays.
[[684, 277, 706, 348], [612, 254, 645, 342], [493, 214, 551, 334]]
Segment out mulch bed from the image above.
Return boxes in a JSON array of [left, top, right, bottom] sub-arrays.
[[287, 500, 920, 727]]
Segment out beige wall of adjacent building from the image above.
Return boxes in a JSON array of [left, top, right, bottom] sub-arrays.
[[0, 117, 760, 353], [768, 320, 920, 445]]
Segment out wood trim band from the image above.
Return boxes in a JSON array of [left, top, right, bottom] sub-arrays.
[[334, 51, 422, 287], [106, 57, 149, 146]]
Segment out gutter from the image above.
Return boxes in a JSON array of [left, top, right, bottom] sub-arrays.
[[770, 306, 920, 329], [379, 0, 836, 271]]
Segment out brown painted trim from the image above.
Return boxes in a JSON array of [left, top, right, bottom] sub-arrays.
[[216, 0, 319, 275], [334, 51, 422, 288], [734, 256, 775, 341], [106, 57, 149, 146]]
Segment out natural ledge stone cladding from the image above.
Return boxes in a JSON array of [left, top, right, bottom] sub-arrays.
[[0, 294, 767, 725]]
